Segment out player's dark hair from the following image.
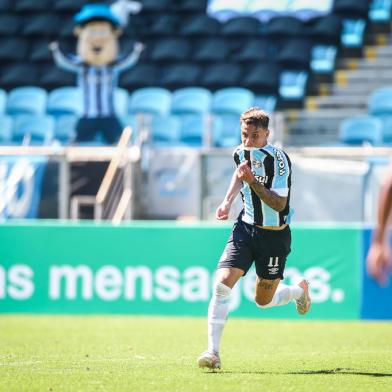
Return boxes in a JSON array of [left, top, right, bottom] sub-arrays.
[[240, 107, 269, 130]]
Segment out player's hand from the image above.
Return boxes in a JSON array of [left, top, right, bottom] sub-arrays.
[[367, 242, 392, 286], [237, 161, 255, 184], [129, 1, 143, 14], [216, 201, 231, 220], [134, 42, 144, 53], [49, 41, 59, 51]]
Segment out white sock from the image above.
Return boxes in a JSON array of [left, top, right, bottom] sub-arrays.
[[207, 282, 231, 355], [257, 283, 303, 309]]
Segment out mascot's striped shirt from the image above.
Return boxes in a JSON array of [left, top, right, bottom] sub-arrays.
[[52, 47, 139, 118], [233, 143, 293, 227]]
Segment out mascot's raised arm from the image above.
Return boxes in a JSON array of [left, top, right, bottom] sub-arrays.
[[49, 3, 143, 144]]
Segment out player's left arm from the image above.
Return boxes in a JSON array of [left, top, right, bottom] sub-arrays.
[[367, 163, 392, 284], [237, 161, 287, 212], [116, 42, 144, 72], [373, 164, 392, 244]]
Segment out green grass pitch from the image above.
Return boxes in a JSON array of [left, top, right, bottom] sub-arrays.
[[0, 316, 391, 392]]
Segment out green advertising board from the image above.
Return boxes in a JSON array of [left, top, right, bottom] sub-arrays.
[[0, 221, 361, 319]]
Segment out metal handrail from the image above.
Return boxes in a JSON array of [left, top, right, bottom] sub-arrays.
[[71, 126, 133, 222]]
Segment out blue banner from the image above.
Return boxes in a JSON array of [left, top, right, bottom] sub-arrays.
[[0, 156, 48, 219], [361, 228, 392, 319]]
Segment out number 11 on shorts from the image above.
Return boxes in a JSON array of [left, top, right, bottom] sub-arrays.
[[268, 257, 279, 267]]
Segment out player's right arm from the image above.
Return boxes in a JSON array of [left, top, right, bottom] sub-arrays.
[[49, 41, 79, 73], [216, 170, 242, 220]]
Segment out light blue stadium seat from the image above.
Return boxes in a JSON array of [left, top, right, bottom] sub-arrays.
[[279, 71, 309, 100], [7, 86, 47, 115], [369, 0, 392, 22], [129, 87, 172, 116], [151, 115, 182, 147], [368, 87, 392, 115], [176, 114, 205, 147], [253, 95, 277, 113], [0, 115, 13, 144], [341, 19, 366, 48], [0, 89, 7, 114], [339, 116, 383, 146], [212, 88, 255, 115], [207, 0, 249, 22], [122, 114, 142, 143], [13, 114, 55, 145], [114, 88, 128, 119], [213, 113, 241, 147], [171, 87, 212, 115], [47, 87, 83, 117], [379, 115, 392, 144], [311, 45, 337, 74], [175, 114, 223, 147], [54, 114, 77, 144]]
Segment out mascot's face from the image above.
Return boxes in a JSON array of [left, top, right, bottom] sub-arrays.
[[75, 20, 120, 66]]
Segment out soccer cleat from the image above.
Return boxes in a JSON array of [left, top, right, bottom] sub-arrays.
[[296, 279, 311, 315], [197, 351, 221, 370]]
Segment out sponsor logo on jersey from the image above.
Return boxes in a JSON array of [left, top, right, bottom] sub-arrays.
[[268, 267, 279, 275], [274, 149, 285, 176], [254, 175, 268, 185]]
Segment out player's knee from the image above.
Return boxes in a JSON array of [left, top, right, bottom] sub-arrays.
[[255, 295, 272, 308], [213, 282, 231, 299]]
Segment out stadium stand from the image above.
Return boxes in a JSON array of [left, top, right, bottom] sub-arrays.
[[0, 0, 389, 147], [368, 87, 392, 115], [54, 114, 77, 144], [150, 114, 181, 146], [6, 87, 47, 115], [12, 114, 55, 145], [46, 87, 83, 117], [285, 0, 392, 145], [0, 88, 6, 113], [0, 114, 12, 144], [338, 115, 384, 145], [128, 87, 172, 116], [369, 0, 392, 22], [171, 88, 212, 115]]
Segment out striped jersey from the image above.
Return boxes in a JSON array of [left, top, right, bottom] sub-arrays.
[[233, 143, 292, 227], [52, 48, 139, 118]]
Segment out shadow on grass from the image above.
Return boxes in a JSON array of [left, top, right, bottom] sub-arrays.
[[206, 368, 392, 377]]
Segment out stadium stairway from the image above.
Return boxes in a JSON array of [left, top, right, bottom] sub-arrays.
[[285, 30, 392, 146]]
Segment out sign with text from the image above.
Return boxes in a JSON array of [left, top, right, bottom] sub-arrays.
[[0, 222, 361, 319]]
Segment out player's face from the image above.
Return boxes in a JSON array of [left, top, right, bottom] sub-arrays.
[[241, 122, 269, 147]]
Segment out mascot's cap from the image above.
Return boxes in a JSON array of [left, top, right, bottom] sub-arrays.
[[74, 3, 121, 27]]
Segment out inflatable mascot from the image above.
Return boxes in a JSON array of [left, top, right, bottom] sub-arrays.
[[50, 3, 143, 144]]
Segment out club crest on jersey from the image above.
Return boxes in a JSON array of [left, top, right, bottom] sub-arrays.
[[273, 149, 285, 176]]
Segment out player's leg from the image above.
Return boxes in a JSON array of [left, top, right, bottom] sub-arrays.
[[254, 226, 311, 313], [75, 118, 98, 142], [101, 116, 123, 144], [255, 276, 304, 309], [198, 267, 243, 370], [198, 220, 253, 370]]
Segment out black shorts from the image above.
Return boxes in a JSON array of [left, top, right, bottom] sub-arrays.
[[76, 116, 123, 144], [217, 219, 291, 280]]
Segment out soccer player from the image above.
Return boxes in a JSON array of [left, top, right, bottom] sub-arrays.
[[197, 107, 311, 370], [366, 163, 392, 286]]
